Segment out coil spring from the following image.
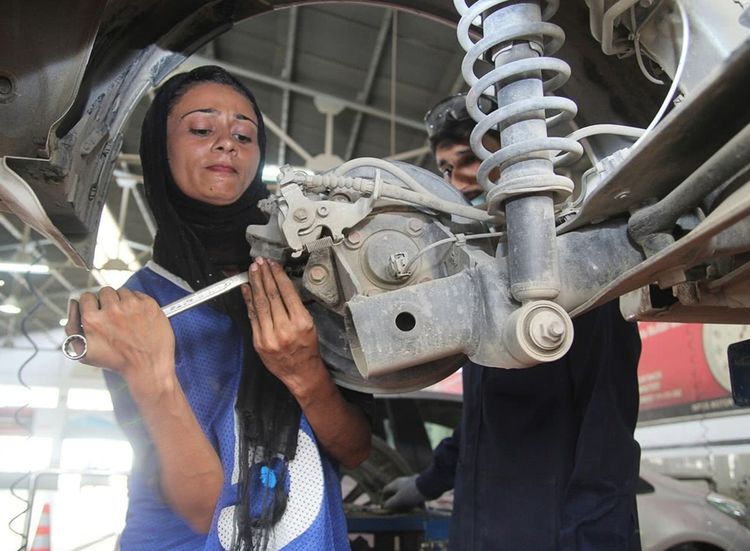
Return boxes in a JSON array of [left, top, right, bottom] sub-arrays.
[[453, 0, 583, 212]]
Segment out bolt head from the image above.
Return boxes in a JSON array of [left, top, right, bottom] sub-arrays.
[[346, 231, 362, 247], [293, 208, 308, 222], [317, 206, 329, 217], [407, 218, 424, 234], [528, 310, 567, 350], [547, 319, 565, 338], [308, 264, 328, 284]]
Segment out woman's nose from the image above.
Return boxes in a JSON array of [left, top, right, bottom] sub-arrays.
[[212, 129, 236, 153]]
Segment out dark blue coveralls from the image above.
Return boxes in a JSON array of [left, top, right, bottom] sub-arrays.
[[416, 300, 642, 550]]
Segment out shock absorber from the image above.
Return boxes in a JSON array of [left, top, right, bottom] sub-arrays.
[[454, 0, 580, 363]]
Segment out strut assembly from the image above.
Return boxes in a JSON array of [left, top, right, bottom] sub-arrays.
[[454, 0, 579, 362]]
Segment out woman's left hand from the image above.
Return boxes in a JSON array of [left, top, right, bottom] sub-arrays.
[[241, 257, 326, 397], [242, 256, 372, 468]]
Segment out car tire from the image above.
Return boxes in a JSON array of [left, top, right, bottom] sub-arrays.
[[341, 435, 414, 507], [666, 543, 724, 551]]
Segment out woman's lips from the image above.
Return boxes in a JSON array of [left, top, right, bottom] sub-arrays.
[[206, 164, 236, 173]]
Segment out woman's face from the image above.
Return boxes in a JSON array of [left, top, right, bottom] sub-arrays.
[[166, 82, 261, 206]]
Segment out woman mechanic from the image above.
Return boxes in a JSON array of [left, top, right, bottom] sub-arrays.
[[64, 65, 371, 550]]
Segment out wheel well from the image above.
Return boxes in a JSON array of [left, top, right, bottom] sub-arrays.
[[666, 542, 725, 551]]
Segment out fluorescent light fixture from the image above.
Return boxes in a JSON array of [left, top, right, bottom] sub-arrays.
[[0, 384, 59, 408], [60, 438, 133, 471], [0, 296, 21, 315], [0, 436, 54, 472], [67, 388, 114, 411], [0, 262, 50, 274]]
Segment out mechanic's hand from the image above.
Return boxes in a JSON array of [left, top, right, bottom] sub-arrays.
[[241, 257, 326, 397], [65, 288, 176, 397], [382, 475, 426, 511]]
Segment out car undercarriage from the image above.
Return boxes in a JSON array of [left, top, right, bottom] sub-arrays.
[[2, 0, 750, 393]]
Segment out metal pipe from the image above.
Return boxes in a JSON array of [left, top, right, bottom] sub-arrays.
[[324, 112, 334, 156], [385, 145, 431, 162], [601, 0, 641, 55], [263, 115, 314, 163], [278, 6, 299, 165], [11, 273, 66, 316], [629, 122, 750, 244], [345, 10, 393, 160], [190, 54, 425, 132], [0, 215, 78, 296], [129, 184, 156, 240], [706, 260, 750, 292], [710, 217, 750, 258], [506, 194, 560, 300], [485, 1, 560, 301]]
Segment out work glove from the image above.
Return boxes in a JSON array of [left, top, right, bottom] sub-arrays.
[[382, 474, 426, 511]]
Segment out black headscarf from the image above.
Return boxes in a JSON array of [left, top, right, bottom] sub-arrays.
[[140, 65, 300, 550]]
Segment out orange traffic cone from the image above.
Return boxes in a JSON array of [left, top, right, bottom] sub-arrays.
[[29, 502, 51, 551]]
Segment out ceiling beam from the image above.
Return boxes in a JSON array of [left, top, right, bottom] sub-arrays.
[[115, 159, 157, 240], [8, 272, 66, 317], [0, 215, 78, 298], [278, 6, 299, 165], [263, 114, 314, 163], [187, 54, 425, 132], [344, 9, 393, 160], [385, 145, 431, 162]]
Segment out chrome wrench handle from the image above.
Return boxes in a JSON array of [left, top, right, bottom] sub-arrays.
[[161, 272, 249, 318], [62, 272, 249, 360]]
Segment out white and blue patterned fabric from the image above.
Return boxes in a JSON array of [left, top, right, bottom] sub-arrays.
[[104, 262, 351, 550]]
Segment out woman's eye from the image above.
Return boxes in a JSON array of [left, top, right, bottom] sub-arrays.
[[190, 128, 211, 136], [234, 134, 253, 144], [442, 168, 453, 180]]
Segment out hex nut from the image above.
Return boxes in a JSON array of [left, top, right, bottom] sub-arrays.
[[308, 265, 328, 284], [407, 218, 424, 235]]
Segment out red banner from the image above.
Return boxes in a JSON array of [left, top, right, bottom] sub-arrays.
[[637, 322, 747, 421], [424, 322, 749, 422]]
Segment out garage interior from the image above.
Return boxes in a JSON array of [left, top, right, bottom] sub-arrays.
[[2, 1, 750, 550]]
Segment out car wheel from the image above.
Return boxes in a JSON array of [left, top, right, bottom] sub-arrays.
[[666, 543, 724, 551], [341, 435, 413, 508]]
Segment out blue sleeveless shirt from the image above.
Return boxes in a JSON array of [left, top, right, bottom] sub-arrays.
[[104, 262, 351, 550]]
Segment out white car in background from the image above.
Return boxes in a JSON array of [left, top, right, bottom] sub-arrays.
[[638, 467, 750, 551]]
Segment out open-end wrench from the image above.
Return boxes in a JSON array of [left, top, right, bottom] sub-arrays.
[[62, 272, 249, 360]]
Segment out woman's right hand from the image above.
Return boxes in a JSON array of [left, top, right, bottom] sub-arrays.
[[66, 287, 222, 531], [65, 287, 176, 398]]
